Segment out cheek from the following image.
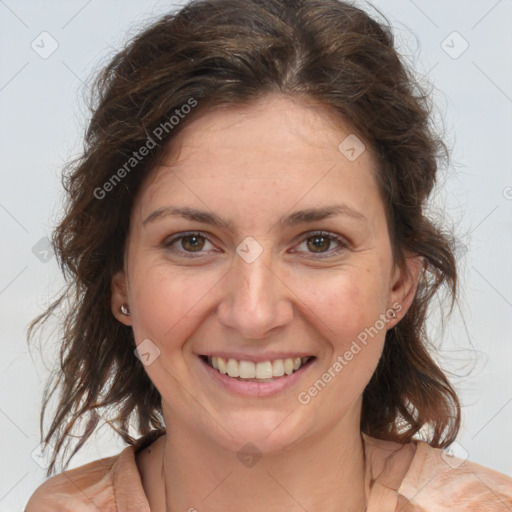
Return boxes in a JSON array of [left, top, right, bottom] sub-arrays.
[[128, 264, 220, 346], [297, 266, 390, 345], [127, 265, 224, 399], [293, 269, 390, 420]]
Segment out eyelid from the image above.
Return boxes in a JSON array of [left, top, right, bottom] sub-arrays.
[[162, 229, 350, 259], [162, 231, 218, 258], [289, 230, 350, 259]]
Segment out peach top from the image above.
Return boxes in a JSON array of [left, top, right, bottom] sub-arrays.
[[26, 430, 512, 511]]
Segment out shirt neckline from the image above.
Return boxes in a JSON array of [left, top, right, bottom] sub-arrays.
[[116, 429, 418, 512]]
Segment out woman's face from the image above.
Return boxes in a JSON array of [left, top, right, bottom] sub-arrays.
[[113, 94, 418, 453]]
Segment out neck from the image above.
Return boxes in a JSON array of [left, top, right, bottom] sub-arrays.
[[150, 400, 367, 512]]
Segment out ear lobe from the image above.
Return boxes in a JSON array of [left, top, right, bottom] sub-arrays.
[[111, 270, 132, 326], [388, 254, 424, 326]]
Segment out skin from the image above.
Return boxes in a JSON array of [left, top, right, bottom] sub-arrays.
[[112, 94, 421, 512]]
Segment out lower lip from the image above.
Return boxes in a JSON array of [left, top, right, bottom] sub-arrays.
[[198, 357, 315, 397]]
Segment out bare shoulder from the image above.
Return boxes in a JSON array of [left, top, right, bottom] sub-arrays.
[[25, 455, 119, 512], [399, 440, 512, 511]]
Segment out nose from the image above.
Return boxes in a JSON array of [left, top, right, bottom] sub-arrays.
[[216, 247, 294, 339]]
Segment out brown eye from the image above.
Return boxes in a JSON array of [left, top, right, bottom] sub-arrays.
[[293, 231, 349, 259], [163, 232, 217, 258], [307, 234, 332, 253], [181, 234, 206, 252]]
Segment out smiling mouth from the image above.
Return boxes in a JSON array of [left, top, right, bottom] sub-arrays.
[[200, 355, 315, 381]]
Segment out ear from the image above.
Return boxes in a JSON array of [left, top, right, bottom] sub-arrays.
[[111, 270, 132, 326], [387, 253, 424, 328]]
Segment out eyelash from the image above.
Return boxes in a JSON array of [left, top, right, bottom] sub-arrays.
[[163, 230, 349, 260]]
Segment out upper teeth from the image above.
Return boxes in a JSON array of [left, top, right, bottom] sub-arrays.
[[209, 356, 311, 379]]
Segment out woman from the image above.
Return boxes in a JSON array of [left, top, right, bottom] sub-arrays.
[[25, 0, 512, 510]]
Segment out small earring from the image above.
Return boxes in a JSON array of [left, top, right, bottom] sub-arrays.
[[120, 304, 130, 316], [389, 307, 398, 319]]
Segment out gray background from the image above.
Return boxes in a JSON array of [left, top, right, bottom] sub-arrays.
[[1, 0, 511, 510]]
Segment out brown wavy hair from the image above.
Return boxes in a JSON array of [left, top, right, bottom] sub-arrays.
[[29, 0, 461, 475]]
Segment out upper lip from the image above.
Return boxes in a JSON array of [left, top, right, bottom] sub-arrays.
[[198, 352, 315, 363]]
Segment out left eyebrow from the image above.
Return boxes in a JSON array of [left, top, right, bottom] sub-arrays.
[[280, 204, 367, 226], [142, 204, 367, 229]]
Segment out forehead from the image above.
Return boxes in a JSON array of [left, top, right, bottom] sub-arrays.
[[134, 94, 383, 223]]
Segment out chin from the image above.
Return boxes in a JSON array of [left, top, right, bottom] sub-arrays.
[[209, 407, 312, 455]]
